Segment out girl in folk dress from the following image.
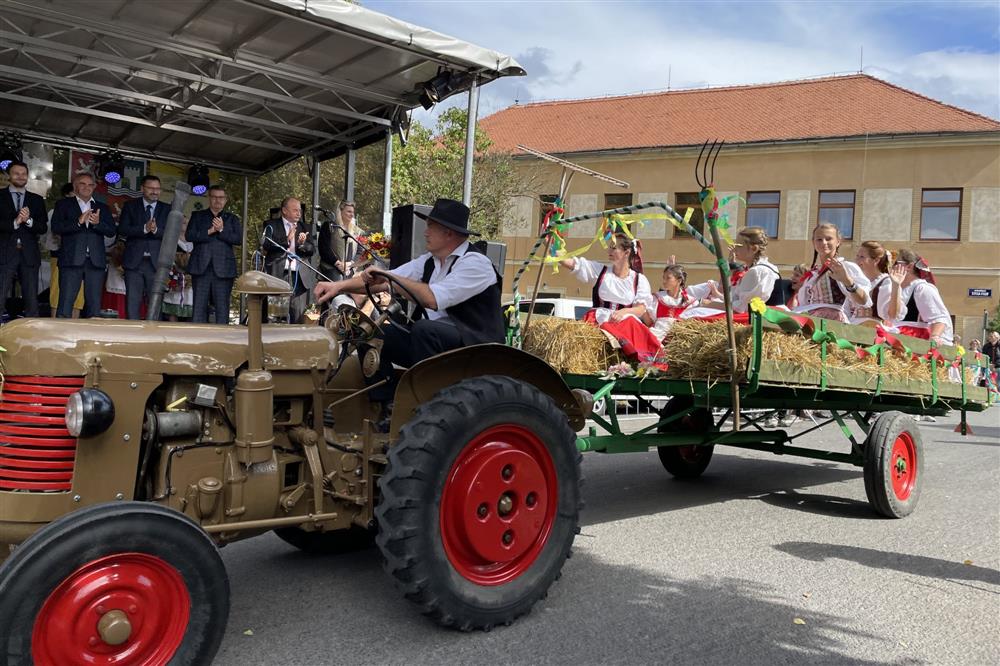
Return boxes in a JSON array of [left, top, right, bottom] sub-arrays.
[[850, 240, 891, 325], [681, 227, 780, 318], [878, 249, 954, 345], [794, 223, 870, 322], [643, 264, 713, 342], [559, 233, 658, 360]]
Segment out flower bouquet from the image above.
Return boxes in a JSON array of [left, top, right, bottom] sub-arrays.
[[357, 232, 391, 261]]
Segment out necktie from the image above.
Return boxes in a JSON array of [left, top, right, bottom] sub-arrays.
[[146, 204, 153, 220], [14, 192, 22, 210], [286, 223, 295, 254]]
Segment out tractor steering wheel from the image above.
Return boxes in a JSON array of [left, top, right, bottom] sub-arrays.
[[364, 269, 427, 333]]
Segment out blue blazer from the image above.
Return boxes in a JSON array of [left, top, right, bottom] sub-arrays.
[[119, 197, 171, 270], [51, 197, 117, 269], [185, 209, 242, 279], [0, 187, 48, 267]]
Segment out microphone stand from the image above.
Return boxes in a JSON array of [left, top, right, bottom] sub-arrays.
[[262, 234, 335, 283]]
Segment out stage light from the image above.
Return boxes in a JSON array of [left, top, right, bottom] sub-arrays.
[[97, 150, 125, 185], [418, 70, 454, 110], [0, 132, 23, 172], [187, 164, 210, 195]]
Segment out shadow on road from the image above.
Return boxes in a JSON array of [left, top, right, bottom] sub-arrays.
[[580, 450, 866, 527], [754, 489, 879, 520], [773, 541, 1000, 587], [216, 544, 909, 665]]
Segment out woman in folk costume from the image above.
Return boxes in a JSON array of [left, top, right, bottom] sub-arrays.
[[878, 249, 954, 345], [849, 240, 891, 325], [680, 227, 780, 319], [559, 232, 659, 360], [794, 222, 870, 322], [643, 263, 713, 342]]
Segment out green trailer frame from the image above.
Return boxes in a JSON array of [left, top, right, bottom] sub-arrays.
[[566, 309, 994, 470]]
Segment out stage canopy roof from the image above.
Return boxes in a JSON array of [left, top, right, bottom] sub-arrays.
[[0, 0, 524, 174]]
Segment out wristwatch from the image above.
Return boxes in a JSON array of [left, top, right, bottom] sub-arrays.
[[845, 282, 858, 293]]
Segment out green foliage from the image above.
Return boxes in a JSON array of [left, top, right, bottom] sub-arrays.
[[225, 107, 534, 244], [988, 301, 1000, 333], [390, 107, 529, 238]]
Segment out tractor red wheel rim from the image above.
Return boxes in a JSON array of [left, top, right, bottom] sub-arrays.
[[32, 552, 190, 666], [440, 424, 558, 586], [890, 431, 917, 501]]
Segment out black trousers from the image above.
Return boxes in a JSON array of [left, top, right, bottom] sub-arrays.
[[370, 319, 463, 403], [192, 274, 234, 324], [58, 264, 105, 318], [0, 259, 39, 318], [124, 257, 157, 320]]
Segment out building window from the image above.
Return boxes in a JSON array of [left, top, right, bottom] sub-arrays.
[[920, 189, 962, 240], [604, 193, 633, 211], [673, 192, 705, 237], [817, 190, 855, 239], [746, 191, 780, 238]]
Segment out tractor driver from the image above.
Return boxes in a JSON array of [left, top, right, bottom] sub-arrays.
[[314, 198, 504, 429]]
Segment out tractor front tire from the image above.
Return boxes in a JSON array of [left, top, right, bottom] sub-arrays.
[[376, 375, 582, 630], [0, 502, 229, 666]]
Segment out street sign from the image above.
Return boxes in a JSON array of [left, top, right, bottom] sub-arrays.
[[968, 288, 992, 297]]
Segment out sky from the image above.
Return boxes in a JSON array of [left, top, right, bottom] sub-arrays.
[[365, 0, 1000, 126]]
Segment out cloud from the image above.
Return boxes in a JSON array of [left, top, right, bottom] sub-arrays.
[[375, 1, 1000, 122]]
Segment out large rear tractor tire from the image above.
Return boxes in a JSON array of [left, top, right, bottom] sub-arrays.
[[656, 397, 714, 478], [376, 375, 582, 630], [864, 411, 923, 518], [0, 502, 229, 665]]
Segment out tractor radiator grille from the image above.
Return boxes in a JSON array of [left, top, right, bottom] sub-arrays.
[[0, 376, 85, 492]]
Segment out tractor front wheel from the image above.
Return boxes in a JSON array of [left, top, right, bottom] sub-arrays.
[[0, 502, 229, 665], [376, 375, 582, 630]]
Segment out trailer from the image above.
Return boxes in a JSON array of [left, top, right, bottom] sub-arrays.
[[563, 306, 995, 518]]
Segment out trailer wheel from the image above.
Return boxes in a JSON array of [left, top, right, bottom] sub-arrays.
[[376, 375, 582, 630], [0, 502, 229, 666], [864, 412, 923, 518], [273, 525, 375, 554], [656, 397, 714, 478]]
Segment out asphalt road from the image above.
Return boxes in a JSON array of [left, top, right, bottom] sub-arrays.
[[214, 408, 999, 665]]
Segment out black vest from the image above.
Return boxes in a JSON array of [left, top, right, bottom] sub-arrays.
[[870, 275, 888, 317], [421, 242, 505, 345], [592, 266, 640, 309]]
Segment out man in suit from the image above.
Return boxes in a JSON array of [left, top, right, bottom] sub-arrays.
[[262, 196, 314, 322], [186, 184, 242, 324], [50, 171, 117, 318], [0, 161, 48, 320], [119, 174, 170, 319]]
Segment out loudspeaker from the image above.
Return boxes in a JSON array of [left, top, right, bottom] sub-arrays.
[[389, 203, 431, 268], [479, 240, 506, 276]]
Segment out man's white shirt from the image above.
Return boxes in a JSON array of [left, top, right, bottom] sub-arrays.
[[390, 240, 497, 322]]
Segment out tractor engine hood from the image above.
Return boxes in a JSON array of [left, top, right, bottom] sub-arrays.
[[0, 319, 336, 376]]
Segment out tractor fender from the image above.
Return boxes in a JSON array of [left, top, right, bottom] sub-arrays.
[[389, 344, 586, 436]]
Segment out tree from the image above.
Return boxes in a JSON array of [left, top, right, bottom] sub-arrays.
[[389, 107, 539, 239]]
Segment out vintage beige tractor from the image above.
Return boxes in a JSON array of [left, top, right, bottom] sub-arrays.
[[0, 270, 589, 664]]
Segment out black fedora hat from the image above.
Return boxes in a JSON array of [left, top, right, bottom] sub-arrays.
[[415, 198, 480, 236]]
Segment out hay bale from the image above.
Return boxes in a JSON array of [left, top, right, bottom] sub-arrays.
[[663, 319, 959, 385], [522, 317, 621, 374]]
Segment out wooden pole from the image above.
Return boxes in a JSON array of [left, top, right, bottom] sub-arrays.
[[707, 223, 741, 431]]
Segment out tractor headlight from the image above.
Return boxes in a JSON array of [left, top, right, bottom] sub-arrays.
[[65, 388, 115, 438]]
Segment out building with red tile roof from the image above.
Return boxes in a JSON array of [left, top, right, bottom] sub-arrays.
[[485, 75, 1000, 336]]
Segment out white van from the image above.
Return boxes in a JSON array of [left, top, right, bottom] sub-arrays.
[[504, 298, 592, 321]]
